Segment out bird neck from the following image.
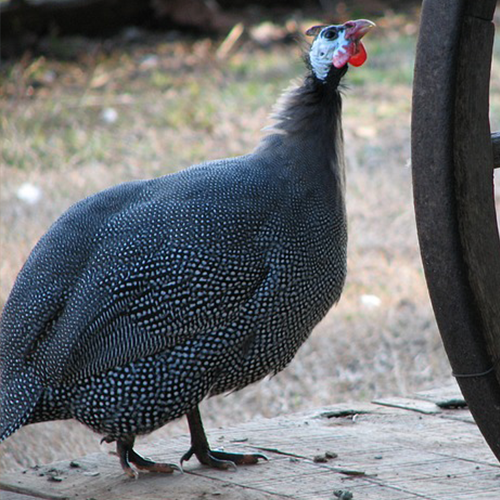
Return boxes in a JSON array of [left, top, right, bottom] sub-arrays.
[[253, 63, 348, 210], [256, 65, 347, 198], [261, 65, 346, 146]]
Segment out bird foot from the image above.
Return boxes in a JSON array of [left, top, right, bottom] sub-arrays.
[[116, 437, 181, 478], [181, 446, 268, 471], [129, 448, 181, 475], [183, 406, 268, 471]]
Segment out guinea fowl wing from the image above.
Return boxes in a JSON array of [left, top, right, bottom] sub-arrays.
[[57, 246, 269, 384], [2, 156, 277, 391]]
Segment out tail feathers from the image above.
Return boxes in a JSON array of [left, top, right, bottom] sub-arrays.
[[0, 370, 43, 442]]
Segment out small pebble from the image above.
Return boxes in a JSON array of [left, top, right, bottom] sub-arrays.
[[100, 107, 118, 124], [17, 183, 42, 205], [333, 490, 353, 500], [360, 294, 381, 309], [314, 451, 337, 462], [47, 475, 63, 482]]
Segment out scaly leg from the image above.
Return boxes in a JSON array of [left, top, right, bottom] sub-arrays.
[[181, 406, 267, 470]]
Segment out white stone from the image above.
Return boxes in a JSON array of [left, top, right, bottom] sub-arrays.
[[17, 183, 42, 205]]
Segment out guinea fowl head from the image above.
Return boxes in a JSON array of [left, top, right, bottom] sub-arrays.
[[263, 19, 374, 137], [306, 20, 375, 82]]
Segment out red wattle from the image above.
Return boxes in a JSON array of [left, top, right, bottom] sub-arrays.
[[348, 42, 368, 67]]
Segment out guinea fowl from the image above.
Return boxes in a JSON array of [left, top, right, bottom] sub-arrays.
[[0, 20, 374, 477]]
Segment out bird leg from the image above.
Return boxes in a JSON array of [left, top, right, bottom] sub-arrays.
[[181, 406, 267, 470], [115, 435, 180, 478]]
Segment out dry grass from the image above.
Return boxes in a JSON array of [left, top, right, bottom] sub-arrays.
[[1, 10, 500, 472]]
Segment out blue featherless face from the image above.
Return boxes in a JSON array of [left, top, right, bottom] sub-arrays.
[[307, 19, 375, 80]]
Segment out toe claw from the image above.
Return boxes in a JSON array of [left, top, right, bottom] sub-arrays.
[[180, 448, 195, 465], [170, 463, 184, 473], [207, 453, 238, 471], [123, 465, 139, 479]]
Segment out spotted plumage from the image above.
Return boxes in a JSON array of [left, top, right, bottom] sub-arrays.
[[0, 20, 374, 476]]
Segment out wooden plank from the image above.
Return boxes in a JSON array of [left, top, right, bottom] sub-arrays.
[[412, 383, 464, 405], [1, 396, 499, 500], [0, 452, 283, 500], [0, 493, 41, 500], [371, 397, 439, 414], [413, 383, 471, 418]]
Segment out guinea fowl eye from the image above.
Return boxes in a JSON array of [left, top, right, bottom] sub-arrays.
[[323, 29, 338, 40]]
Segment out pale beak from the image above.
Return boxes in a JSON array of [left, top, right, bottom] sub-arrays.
[[344, 19, 376, 41]]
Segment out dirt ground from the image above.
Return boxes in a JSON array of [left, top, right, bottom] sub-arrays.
[[1, 8, 500, 472]]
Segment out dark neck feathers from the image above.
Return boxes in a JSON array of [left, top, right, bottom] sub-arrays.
[[265, 62, 347, 138], [254, 60, 347, 196]]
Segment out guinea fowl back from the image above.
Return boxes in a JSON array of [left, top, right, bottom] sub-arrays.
[[0, 20, 374, 476]]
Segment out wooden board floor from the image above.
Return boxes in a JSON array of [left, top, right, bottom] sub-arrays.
[[1, 385, 499, 500]]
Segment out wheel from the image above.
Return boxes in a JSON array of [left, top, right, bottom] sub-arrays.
[[412, 0, 500, 461]]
